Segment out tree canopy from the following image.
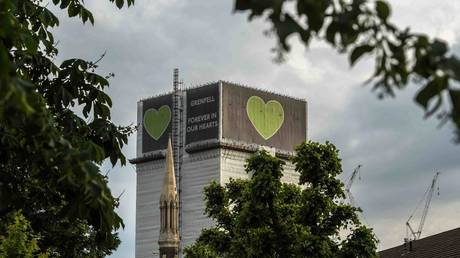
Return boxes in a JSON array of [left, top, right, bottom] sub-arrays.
[[1, 0, 134, 256], [184, 141, 378, 258], [234, 0, 460, 142], [0, 211, 48, 258]]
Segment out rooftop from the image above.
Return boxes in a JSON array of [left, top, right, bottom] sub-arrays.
[[379, 227, 460, 258]]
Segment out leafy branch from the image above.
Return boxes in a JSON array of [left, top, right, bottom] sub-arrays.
[[234, 0, 460, 142], [0, 0, 135, 255]]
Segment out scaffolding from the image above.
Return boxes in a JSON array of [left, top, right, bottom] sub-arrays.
[[172, 68, 184, 255]]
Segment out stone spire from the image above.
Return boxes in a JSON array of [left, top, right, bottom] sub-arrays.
[[160, 138, 177, 203], [158, 138, 179, 258]]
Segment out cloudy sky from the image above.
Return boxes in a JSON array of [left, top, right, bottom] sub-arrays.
[[50, 1, 460, 257]]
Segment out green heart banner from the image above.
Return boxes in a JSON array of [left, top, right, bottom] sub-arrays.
[[143, 105, 171, 141], [246, 96, 284, 140]]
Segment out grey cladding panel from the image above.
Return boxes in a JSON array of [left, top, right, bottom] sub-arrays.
[[220, 149, 299, 185], [180, 149, 220, 250], [136, 161, 165, 258]]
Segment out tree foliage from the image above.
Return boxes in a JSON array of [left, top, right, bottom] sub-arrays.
[[184, 141, 378, 258], [0, 211, 48, 258], [234, 0, 460, 142], [0, 0, 134, 256]]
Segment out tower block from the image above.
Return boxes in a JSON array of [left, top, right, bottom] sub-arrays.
[[131, 81, 307, 257], [158, 138, 179, 258]]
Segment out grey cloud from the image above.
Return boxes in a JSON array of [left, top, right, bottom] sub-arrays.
[[47, 0, 460, 256]]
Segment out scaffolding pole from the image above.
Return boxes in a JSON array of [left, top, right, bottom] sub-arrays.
[[172, 68, 184, 255]]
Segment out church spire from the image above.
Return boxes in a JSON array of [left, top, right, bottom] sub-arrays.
[[159, 138, 179, 258], [161, 138, 177, 202]]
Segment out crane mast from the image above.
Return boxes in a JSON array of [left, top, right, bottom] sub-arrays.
[[345, 165, 362, 207], [406, 172, 440, 241]]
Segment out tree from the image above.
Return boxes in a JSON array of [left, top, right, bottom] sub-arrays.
[[233, 0, 460, 142], [0, 211, 48, 258], [184, 141, 378, 258], [1, 0, 135, 256]]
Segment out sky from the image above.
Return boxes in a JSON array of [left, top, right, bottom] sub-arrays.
[[50, 1, 460, 257]]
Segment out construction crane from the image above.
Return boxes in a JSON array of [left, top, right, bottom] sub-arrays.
[[344, 164, 379, 242], [345, 165, 362, 207], [406, 172, 440, 241]]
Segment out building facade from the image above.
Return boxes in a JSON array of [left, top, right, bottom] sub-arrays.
[[132, 80, 307, 257]]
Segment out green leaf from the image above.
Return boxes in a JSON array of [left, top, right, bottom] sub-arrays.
[[445, 57, 460, 81], [449, 89, 460, 125], [83, 103, 92, 117], [116, 0, 124, 9], [350, 45, 374, 66], [110, 153, 117, 165], [81, 8, 88, 23], [431, 39, 447, 56], [68, 4, 79, 17], [60, 0, 70, 9], [275, 14, 302, 51], [326, 22, 338, 45], [234, 0, 271, 19], [88, 11, 95, 25], [376, 0, 391, 20], [80, 8, 94, 25], [24, 36, 39, 55], [415, 76, 448, 112]]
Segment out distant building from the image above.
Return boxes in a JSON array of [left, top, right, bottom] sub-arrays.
[[131, 75, 308, 258], [379, 227, 460, 258]]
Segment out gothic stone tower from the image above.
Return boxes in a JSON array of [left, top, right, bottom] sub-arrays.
[[158, 138, 179, 258], [132, 81, 307, 257]]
